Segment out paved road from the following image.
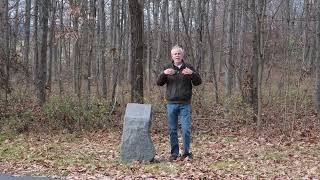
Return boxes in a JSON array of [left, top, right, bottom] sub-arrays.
[[0, 174, 61, 180]]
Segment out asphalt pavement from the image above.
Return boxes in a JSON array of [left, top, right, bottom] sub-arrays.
[[0, 174, 61, 180]]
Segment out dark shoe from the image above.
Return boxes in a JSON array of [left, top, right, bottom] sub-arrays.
[[182, 153, 193, 161], [169, 155, 178, 162]]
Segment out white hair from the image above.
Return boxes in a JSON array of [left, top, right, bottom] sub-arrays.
[[171, 45, 184, 55]]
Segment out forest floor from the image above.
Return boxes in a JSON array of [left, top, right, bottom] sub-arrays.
[[1, 104, 320, 179]]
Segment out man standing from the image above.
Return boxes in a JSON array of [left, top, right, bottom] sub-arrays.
[[157, 45, 202, 161]]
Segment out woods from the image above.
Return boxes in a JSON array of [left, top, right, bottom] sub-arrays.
[[1, 0, 320, 178], [0, 0, 320, 134]]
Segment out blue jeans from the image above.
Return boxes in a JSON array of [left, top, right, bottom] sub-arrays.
[[166, 103, 191, 158]]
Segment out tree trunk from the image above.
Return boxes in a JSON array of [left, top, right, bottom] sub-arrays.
[[12, 0, 20, 55], [239, 0, 250, 104], [99, 0, 107, 99], [302, 0, 310, 68], [47, 0, 57, 93], [315, 0, 320, 114], [37, 0, 49, 105], [250, 0, 260, 124], [146, 0, 152, 93], [111, 0, 120, 106], [86, 0, 96, 107], [178, 0, 195, 65], [0, 0, 10, 102], [33, 0, 39, 86], [155, 0, 167, 78], [58, 0, 64, 95], [225, 0, 236, 98], [129, 0, 144, 103], [206, 0, 218, 103], [217, 0, 228, 82], [172, 0, 180, 45], [23, 0, 32, 90], [195, 0, 204, 71]]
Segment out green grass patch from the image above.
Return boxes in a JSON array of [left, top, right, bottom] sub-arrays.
[[259, 151, 283, 161], [223, 136, 238, 143], [0, 142, 27, 161], [144, 162, 181, 174], [0, 132, 17, 144], [211, 160, 240, 171], [193, 132, 215, 141]]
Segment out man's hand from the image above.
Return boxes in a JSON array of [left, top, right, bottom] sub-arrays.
[[164, 68, 176, 75], [182, 67, 193, 75]]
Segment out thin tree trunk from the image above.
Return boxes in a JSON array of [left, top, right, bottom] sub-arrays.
[[99, 0, 107, 99], [12, 0, 20, 55], [129, 0, 144, 103], [173, 0, 180, 45], [86, 0, 96, 108], [225, 0, 236, 98], [195, 0, 204, 71], [0, 0, 10, 103], [24, 0, 32, 90], [206, 0, 218, 104], [315, 0, 320, 114], [250, 0, 260, 124], [217, 0, 228, 82], [178, 0, 195, 65], [151, 0, 160, 84], [302, 0, 310, 67], [146, 0, 152, 93], [155, 0, 167, 78], [111, 0, 120, 105], [33, 0, 39, 86], [47, 0, 57, 93], [37, 0, 49, 105], [239, 0, 250, 103], [59, 0, 64, 95]]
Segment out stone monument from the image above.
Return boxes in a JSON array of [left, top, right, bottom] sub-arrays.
[[120, 103, 155, 162]]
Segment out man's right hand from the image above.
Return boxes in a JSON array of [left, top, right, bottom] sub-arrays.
[[164, 68, 176, 75]]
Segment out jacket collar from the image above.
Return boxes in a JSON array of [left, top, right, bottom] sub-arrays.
[[171, 60, 185, 69]]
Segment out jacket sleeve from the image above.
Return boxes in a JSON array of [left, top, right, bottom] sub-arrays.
[[156, 71, 167, 86], [189, 65, 202, 86]]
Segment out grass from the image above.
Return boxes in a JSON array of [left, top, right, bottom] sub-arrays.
[[223, 136, 238, 143], [143, 163, 181, 174], [211, 160, 241, 171]]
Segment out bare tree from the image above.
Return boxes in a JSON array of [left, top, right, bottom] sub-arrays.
[[99, 0, 107, 99], [146, 0, 152, 93], [86, 0, 96, 107], [33, 0, 39, 84], [0, 0, 10, 102], [47, 0, 57, 93], [155, 0, 167, 79], [206, 0, 219, 103], [58, 0, 64, 95], [23, 0, 32, 89], [111, 0, 120, 105], [217, 0, 228, 81], [225, 0, 236, 98], [129, 0, 144, 103], [172, 0, 180, 45], [315, 0, 320, 113], [195, 0, 205, 71], [302, 0, 310, 68], [37, 0, 50, 105], [12, 0, 21, 55]]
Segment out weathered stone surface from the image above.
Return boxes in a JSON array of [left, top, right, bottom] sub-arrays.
[[120, 103, 155, 162]]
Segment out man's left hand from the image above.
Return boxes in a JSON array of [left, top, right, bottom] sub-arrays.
[[182, 67, 193, 75]]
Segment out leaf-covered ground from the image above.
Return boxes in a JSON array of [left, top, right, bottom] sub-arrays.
[[1, 109, 320, 179]]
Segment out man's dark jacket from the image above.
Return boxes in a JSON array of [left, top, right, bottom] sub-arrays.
[[156, 62, 202, 104]]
